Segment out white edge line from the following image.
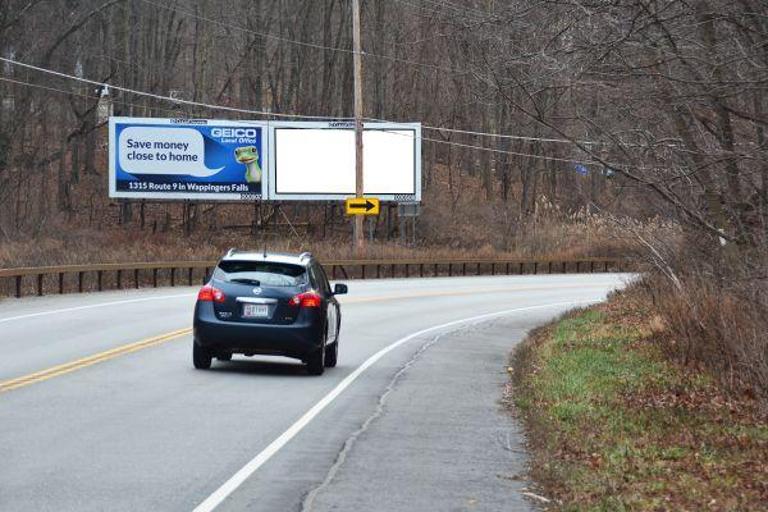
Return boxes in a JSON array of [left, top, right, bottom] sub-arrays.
[[193, 298, 603, 512], [0, 293, 196, 324]]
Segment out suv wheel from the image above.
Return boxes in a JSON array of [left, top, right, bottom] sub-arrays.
[[193, 342, 212, 369], [324, 341, 338, 368], [306, 339, 326, 376]]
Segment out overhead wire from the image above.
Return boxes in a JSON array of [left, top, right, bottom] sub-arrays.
[[0, 56, 348, 121], [0, 76, 195, 118], [0, 57, 602, 166], [134, 0, 564, 145]]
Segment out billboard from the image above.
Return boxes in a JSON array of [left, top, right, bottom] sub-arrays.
[[109, 118, 421, 202], [267, 121, 421, 202], [109, 117, 267, 200]]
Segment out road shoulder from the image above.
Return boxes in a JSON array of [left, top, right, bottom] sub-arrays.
[[303, 316, 540, 512]]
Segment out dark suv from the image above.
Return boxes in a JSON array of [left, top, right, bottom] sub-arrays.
[[193, 250, 347, 375]]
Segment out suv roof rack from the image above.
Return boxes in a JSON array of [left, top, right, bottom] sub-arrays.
[[298, 251, 313, 261], [226, 247, 238, 258]]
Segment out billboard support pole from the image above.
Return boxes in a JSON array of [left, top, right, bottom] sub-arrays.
[[352, 0, 365, 256]]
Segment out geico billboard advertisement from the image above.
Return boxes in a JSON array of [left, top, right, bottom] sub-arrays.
[[268, 121, 421, 202], [109, 118, 421, 202], [109, 117, 267, 200]]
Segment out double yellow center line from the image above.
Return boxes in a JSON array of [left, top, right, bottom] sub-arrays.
[[0, 328, 191, 394], [0, 282, 614, 395]]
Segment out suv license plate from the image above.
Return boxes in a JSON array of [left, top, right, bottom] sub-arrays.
[[243, 304, 269, 318]]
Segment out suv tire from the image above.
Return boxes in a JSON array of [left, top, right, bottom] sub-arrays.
[[306, 339, 326, 376], [324, 341, 338, 368], [193, 342, 212, 369]]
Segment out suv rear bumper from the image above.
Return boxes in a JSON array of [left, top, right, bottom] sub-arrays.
[[194, 303, 323, 360]]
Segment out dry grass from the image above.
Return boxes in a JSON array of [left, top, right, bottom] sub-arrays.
[[636, 270, 768, 409], [0, 170, 664, 268], [510, 285, 768, 511], [0, 226, 595, 269]]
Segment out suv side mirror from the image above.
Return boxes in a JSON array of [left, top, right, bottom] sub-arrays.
[[333, 283, 348, 295]]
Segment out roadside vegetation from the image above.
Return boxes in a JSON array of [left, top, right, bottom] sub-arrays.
[[510, 283, 768, 511], [0, 174, 655, 268]]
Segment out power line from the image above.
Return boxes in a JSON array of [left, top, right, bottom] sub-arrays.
[[1, 57, 607, 166], [0, 76, 191, 118], [0, 56, 348, 121], [378, 128, 600, 165], [362, 116, 599, 146], [1, 55, 601, 150]]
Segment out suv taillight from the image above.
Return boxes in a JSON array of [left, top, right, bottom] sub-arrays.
[[198, 284, 226, 303], [290, 291, 321, 308]]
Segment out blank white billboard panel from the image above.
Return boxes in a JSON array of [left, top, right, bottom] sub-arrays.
[[269, 122, 421, 201]]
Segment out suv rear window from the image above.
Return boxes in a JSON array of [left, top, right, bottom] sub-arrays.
[[214, 261, 307, 287]]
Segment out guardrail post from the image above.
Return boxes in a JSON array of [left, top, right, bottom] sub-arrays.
[[390, 264, 395, 278], [188, 267, 193, 286], [361, 265, 366, 280], [78, 272, 84, 293], [376, 264, 381, 279], [420, 263, 424, 277], [135, 269, 140, 289], [117, 270, 122, 290], [58, 273, 64, 294], [37, 274, 44, 296], [519, 262, 524, 275], [332, 265, 337, 280], [405, 264, 409, 278], [533, 262, 538, 274], [153, 268, 158, 288], [462, 263, 466, 276], [97, 271, 103, 291], [506, 262, 510, 275], [476, 263, 480, 275], [561, 261, 566, 273], [604, 261, 609, 272], [491, 263, 495, 276], [590, 261, 594, 273], [435, 263, 439, 277], [576, 261, 581, 273], [15, 276, 22, 298], [548, 262, 552, 274], [170, 268, 175, 287], [203, 268, 209, 284], [448, 263, 453, 277]]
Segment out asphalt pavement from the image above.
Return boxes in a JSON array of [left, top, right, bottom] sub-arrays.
[[0, 274, 628, 511]]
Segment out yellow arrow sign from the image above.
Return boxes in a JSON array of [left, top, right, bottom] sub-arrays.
[[345, 197, 380, 216]]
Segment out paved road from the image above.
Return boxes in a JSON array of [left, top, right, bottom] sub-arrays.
[[0, 274, 628, 511]]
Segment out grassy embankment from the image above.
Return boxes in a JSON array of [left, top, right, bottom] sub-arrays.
[[510, 288, 768, 511]]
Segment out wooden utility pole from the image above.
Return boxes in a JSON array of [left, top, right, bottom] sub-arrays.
[[352, 0, 365, 255]]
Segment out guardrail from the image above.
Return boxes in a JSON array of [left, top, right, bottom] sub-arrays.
[[0, 257, 625, 299]]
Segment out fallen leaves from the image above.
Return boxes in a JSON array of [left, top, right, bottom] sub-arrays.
[[507, 287, 768, 511]]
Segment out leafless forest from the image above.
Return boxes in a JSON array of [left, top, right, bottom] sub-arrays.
[[0, 2, 767, 397]]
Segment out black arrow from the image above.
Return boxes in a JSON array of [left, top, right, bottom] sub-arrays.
[[349, 200, 376, 212]]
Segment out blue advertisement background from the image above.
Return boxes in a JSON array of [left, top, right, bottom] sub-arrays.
[[113, 122, 263, 197]]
